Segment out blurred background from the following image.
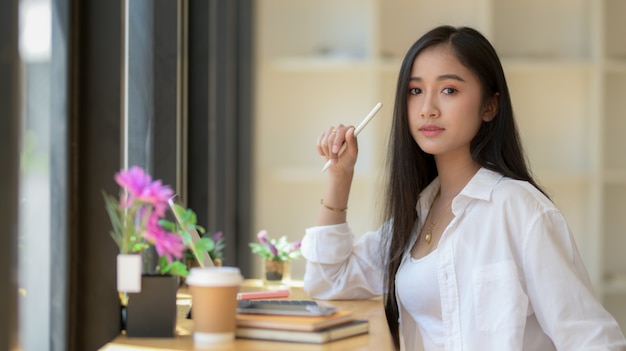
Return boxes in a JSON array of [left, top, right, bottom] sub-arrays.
[[252, 0, 626, 335], [4, 0, 625, 350]]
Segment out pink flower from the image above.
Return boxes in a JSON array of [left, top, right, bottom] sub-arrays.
[[269, 243, 278, 257], [115, 166, 174, 216], [257, 230, 268, 246], [213, 231, 223, 242], [115, 166, 151, 202], [137, 179, 173, 217], [143, 213, 185, 263]]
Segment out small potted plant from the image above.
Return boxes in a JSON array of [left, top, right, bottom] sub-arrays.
[[102, 165, 213, 337], [249, 230, 301, 283], [205, 231, 226, 267]]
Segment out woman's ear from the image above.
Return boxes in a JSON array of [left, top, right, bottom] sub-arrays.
[[482, 93, 499, 122]]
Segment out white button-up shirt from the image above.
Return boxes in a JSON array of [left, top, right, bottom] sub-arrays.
[[302, 168, 626, 351]]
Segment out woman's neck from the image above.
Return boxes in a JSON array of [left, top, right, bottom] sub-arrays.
[[435, 156, 480, 202]]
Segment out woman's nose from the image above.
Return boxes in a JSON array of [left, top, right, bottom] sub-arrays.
[[420, 94, 439, 118]]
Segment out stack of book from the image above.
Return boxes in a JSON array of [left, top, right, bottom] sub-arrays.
[[235, 309, 369, 344]]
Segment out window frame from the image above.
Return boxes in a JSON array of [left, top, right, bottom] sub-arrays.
[[0, 0, 21, 349]]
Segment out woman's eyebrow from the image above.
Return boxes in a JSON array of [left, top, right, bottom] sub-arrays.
[[438, 74, 465, 82], [409, 74, 466, 82]]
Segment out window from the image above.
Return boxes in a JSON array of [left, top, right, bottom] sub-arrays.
[[18, 0, 58, 350], [1, 1, 253, 349]]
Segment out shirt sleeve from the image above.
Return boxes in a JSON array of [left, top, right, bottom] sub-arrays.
[[522, 210, 626, 349], [301, 222, 386, 300]]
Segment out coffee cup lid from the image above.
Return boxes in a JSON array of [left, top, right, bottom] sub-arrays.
[[186, 266, 243, 287]]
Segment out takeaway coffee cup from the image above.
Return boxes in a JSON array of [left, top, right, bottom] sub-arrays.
[[186, 266, 243, 347]]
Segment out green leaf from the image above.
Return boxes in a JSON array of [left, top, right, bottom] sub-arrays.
[[103, 191, 125, 251], [194, 238, 215, 253], [181, 208, 194, 223], [167, 261, 189, 277], [158, 255, 170, 272], [172, 203, 186, 218], [179, 230, 193, 246], [159, 219, 176, 232], [249, 244, 271, 260], [131, 243, 150, 252], [215, 241, 226, 251], [158, 258, 189, 278]]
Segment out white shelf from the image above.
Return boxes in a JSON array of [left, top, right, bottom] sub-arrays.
[[378, 0, 490, 59], [492, 0, 591, 59], [256, 0, 374, 61], [501, 58, 594, 72], [506, 69, 593, 173], [269, 57, 375, 72]]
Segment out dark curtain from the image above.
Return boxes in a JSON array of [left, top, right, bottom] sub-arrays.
[[188, 0, 254, 275]]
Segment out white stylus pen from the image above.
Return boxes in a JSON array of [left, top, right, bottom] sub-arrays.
[[321, 102, 382, 173]]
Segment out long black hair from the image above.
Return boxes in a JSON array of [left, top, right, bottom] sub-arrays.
[[381, 25, 545, 350]]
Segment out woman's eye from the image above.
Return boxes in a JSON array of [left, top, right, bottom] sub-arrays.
[[442, 87, 457, 95], [408, 87, 421, 95]]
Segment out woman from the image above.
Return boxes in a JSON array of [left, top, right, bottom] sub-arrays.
[[301, 25, 626, 351]]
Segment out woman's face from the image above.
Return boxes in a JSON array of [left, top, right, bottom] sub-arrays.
[[407, 44, 496, 160]]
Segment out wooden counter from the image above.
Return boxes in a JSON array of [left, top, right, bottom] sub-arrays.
[[100, 280, 394, 351]]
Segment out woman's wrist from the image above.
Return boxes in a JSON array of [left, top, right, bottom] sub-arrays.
[[320, 198, 348, 213], [328, 168, 354, 187]]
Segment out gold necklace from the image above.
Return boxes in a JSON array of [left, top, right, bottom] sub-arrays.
[[424, 198, 453, 244]]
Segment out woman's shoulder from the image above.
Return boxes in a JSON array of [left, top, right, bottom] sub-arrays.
[[492, 175, 556, 212], [467, 168, 552, 208]]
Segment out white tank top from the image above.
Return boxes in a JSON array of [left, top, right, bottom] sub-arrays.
[[396, 249, 444, 350]]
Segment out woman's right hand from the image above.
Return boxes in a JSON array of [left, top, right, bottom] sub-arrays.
[[317, 124, 359, 174], [316, 124, 356, 225]]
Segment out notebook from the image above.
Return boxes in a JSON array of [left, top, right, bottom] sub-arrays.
[[235, 310, 354, 332], [236, 319, 368, 344]]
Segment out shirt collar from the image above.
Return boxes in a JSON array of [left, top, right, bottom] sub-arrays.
[[458, 167, 503, 202], [416, 167, 504, 216]]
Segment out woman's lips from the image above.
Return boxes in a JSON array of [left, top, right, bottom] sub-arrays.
[[419, 125, 444, 137]]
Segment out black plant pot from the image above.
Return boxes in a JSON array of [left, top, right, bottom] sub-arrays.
[[125, 275, 178, 337]]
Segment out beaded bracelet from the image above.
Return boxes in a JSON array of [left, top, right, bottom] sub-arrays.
[[320, 198, 347, 213]]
